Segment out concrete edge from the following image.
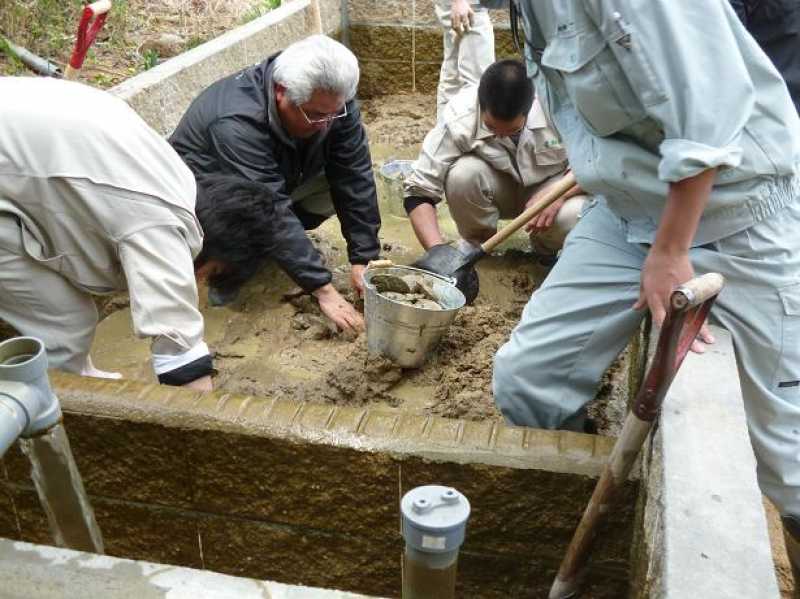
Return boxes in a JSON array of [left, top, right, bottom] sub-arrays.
[[636, 326, 779, 598], [109, 0, 312, 101], [0, 537, 384, 599], [50, 371, 616, 477]]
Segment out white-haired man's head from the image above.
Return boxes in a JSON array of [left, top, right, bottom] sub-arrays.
[[273, 35, 359, 104], [272, 35, 360, 139]]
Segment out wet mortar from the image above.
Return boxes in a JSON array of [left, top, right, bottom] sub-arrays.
[[76, 94, 631, 434]]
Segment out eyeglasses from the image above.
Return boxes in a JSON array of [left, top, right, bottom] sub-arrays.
[[297, 103, 348, 125]]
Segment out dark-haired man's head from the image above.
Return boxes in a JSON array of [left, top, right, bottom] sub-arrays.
[[193, 174, 277, 289], [478, 59, 534, 138]]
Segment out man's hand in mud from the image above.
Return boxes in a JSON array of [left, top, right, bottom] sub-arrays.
[[350, 264, 367, 297], [313, 283, 365, 333]]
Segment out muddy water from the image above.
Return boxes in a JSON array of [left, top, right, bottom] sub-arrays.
[[19, 424, 104, 553]]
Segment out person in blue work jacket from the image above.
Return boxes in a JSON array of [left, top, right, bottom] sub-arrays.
[[492, 2, 800, 588]]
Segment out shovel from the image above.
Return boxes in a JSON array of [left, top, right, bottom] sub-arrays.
[[64, 0, 112, 81], [412, 171, 577, 304], [549, 272, 725, 599]]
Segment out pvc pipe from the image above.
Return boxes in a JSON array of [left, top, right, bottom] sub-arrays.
[[401, 486, 471, 599], [0, 338, 62, 457], [0, 37, 63, 78]]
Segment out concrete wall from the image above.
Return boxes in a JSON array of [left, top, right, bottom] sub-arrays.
[[110, 0, 343, 136], [347, 0, 517, 97], [629, 327, 780, 598], [0, 373, 636, 598], [0, 538, 381, 599]]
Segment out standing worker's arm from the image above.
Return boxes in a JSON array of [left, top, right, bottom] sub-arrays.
[[580, 2, 753, 349], [451, 0, 475, 33], [633, 168, 716, 325], [119, 225, 214, 391]]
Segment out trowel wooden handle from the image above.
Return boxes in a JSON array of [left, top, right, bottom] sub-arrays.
[[480, 171, 577, 254]]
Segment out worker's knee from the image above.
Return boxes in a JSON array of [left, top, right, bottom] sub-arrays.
[[532, 194, 589, 251], [444, 155, 495, 204], [556, 194, 588, 233], [492, 340, 548, 427]]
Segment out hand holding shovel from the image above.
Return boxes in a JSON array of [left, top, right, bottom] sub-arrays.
[[549, 272, 725, 599], [412, 171, 577, 303]]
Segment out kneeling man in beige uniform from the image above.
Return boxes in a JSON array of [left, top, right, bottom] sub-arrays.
[[403, 59, 586, 263], [0, 77, 213, 391]]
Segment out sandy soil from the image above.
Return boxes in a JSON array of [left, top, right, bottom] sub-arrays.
[[766, 499, 796, 598]]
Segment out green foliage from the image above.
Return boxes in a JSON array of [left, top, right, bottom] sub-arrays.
[[91, 72, 113, 86], [142, 48, 158, 70], [185, 35, 205, 51], [0, 37, 26, 76], [240, 0, 282, 24]]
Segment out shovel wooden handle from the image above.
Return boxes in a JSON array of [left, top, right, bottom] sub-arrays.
[[480, 171, 577, 254]]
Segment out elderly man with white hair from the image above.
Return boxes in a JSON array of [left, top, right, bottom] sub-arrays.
[[170, 35, 380, 332]]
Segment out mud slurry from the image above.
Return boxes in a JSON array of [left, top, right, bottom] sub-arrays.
[[87, 94, 628, 434], [205, 248, 541, 419]]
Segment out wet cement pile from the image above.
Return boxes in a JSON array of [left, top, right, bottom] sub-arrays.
[[207, 260, 531, 420]]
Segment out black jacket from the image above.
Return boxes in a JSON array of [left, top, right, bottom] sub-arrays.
[[731, 0, 800, 114], [169, 53, 381, 292]]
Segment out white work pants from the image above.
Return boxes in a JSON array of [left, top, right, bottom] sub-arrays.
[[444, 154, 585, 252], [0, 215, 97, 372], [435, 1, 495, 123]]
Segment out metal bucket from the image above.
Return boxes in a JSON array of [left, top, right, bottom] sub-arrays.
[[364, 265, 466, 368], [377, 159, 415, 218]]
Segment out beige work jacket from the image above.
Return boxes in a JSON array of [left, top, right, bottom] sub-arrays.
[[404, 86, 568, 202], [0, 77, 205, 359]]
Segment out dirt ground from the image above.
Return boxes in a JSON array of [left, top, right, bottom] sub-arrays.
[[0, 10, 792, 584], [0, 0, 275, 87]]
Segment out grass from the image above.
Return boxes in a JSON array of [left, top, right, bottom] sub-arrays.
[[0, 0, 277, 86], [0, 36, 26, 75], [240, 0, 281, 24], [142, 47, 158, 70]]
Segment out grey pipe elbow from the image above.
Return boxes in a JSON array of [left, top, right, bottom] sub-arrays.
[[0, 338, 62, 456]]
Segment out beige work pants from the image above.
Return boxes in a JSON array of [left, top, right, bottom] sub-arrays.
[[436, 1, 495, 123], [443, 154, 585, 252], [0, 215, 97, 372]]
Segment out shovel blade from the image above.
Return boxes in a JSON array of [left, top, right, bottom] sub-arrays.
[[411, 243, 483, 304]]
